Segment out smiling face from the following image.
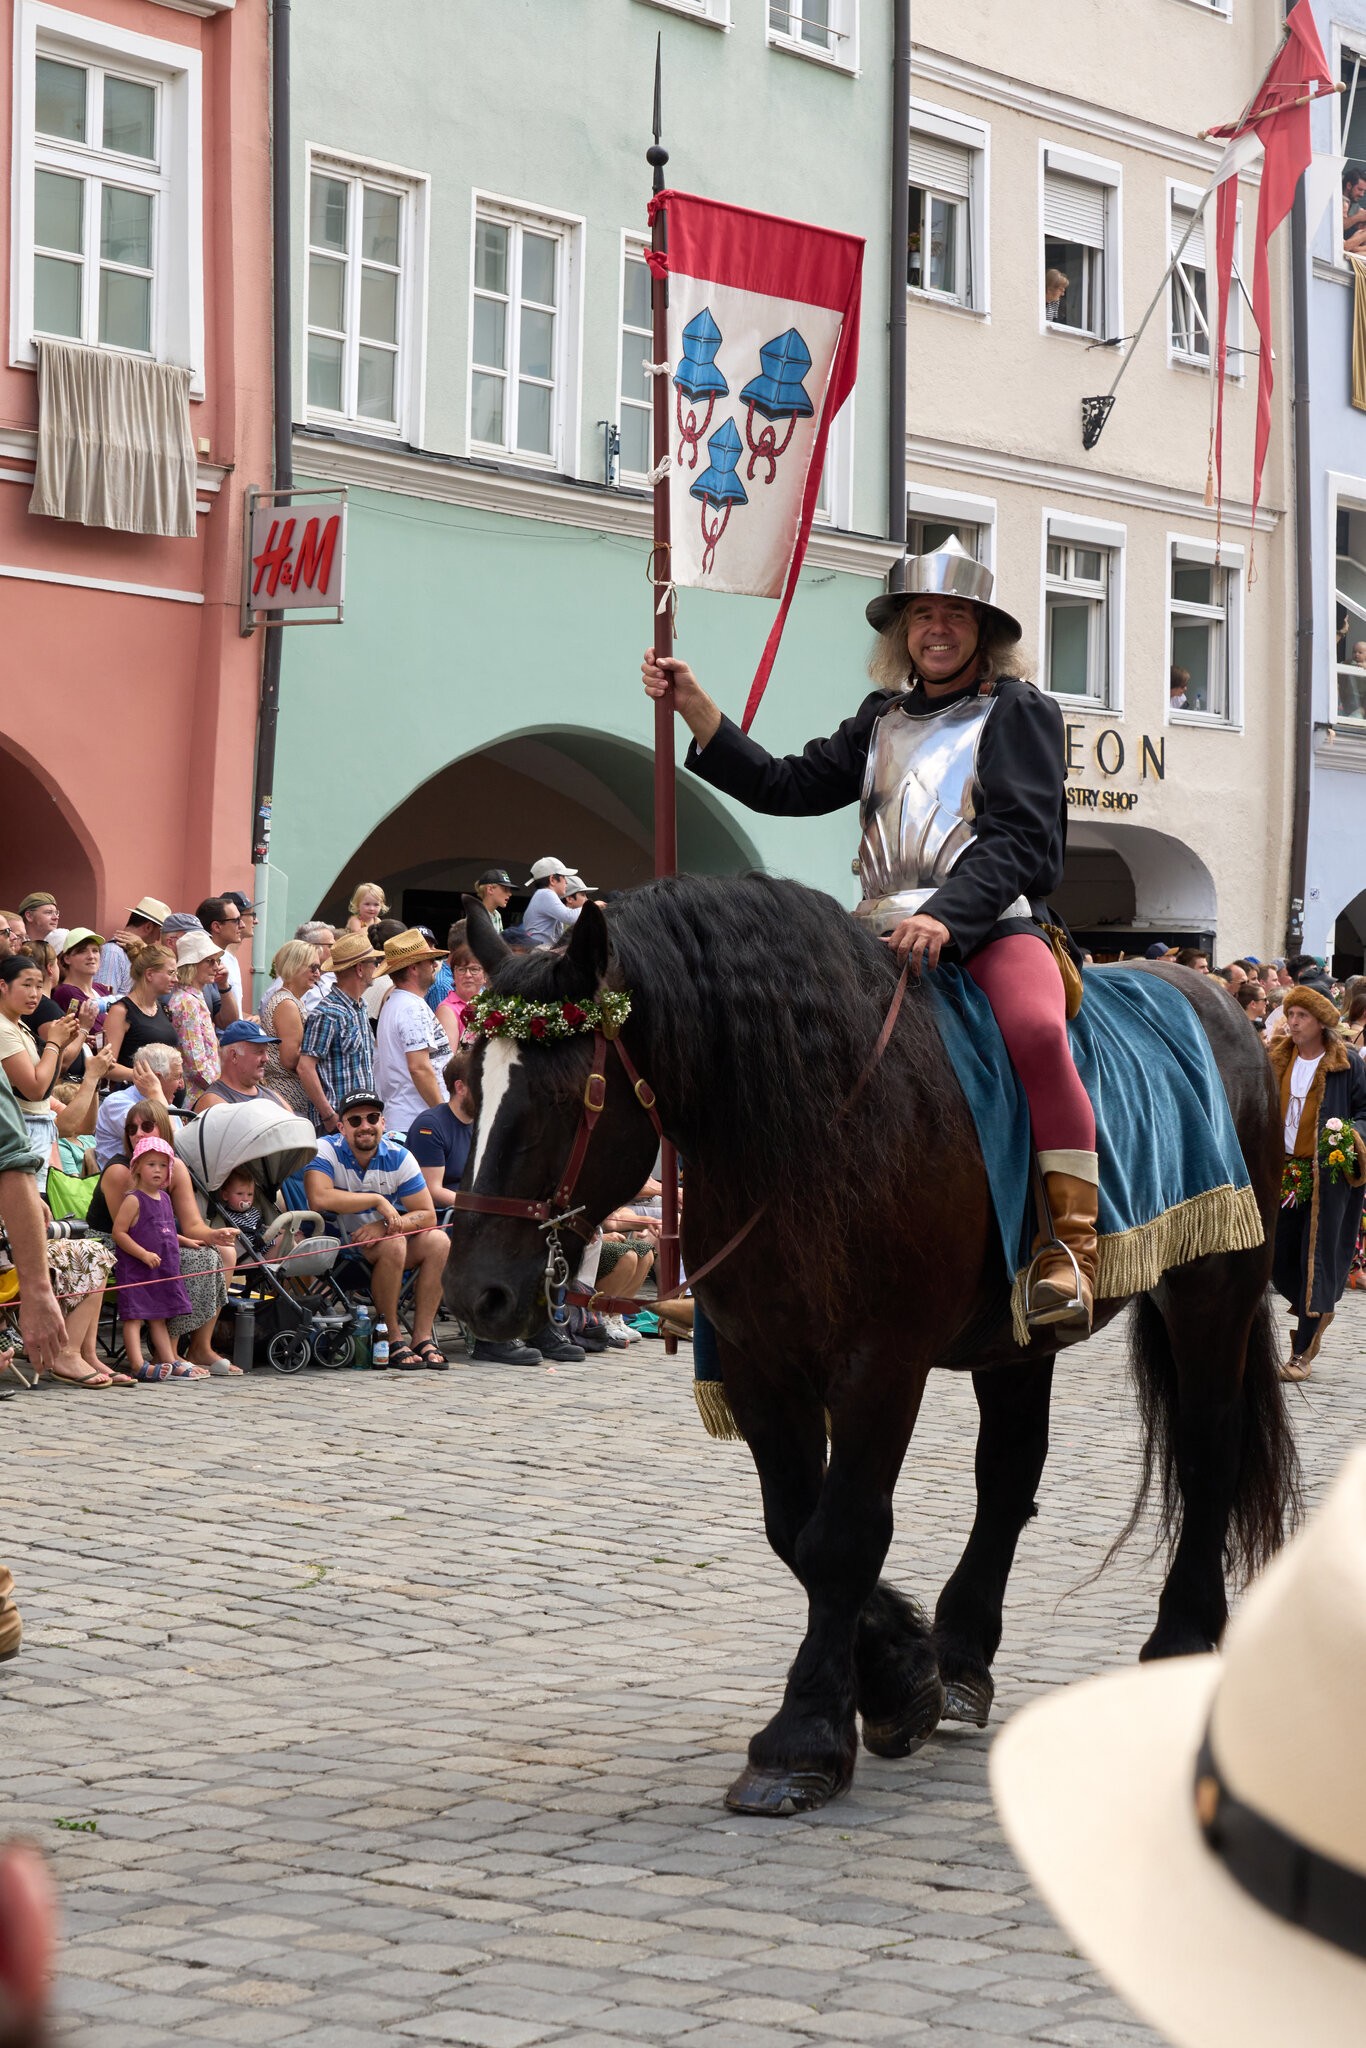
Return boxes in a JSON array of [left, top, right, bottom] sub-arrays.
[[63, 941, 101, 982], [904, 595, 982, 689]]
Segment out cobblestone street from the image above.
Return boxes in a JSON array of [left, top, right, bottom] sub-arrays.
[[3, 1292, 1363, 2048]]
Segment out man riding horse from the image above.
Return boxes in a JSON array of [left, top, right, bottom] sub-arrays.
[[643, 535, 1098, 1342]]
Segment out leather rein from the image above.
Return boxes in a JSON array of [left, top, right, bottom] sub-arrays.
[[449, 961, 911, 1318]]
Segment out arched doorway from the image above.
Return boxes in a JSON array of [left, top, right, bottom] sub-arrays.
[[0, 733, 101, 920], [315, 727, 764, 932], [1053, 822, 1218, 959], [1332, 889, 1365, 978]]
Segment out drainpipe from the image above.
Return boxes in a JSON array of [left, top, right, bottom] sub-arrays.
[[250, 0, 294, 990], [1285, 174, 1313, 957], [886, 0, 910, 589]]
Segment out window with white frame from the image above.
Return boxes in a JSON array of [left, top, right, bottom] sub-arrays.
[[1169, 200, 1210, 362], [767, 0, 857, 69], [618, 244, 653, 481], [1341, 47, 1366, 260], [306, 158, 424, 436], [908, 142, 970, 307], [12, 6, 203, 381], [635, 0, 729, 22], [471, 204, 575, 465], [1335, 503, 1366, 726], [1169, 543, 1236, 720], [908, 515, 985, 562], [1045, 525, 1119, 706], [1043, 151, 1119, 340], [812, 399, 852, 528]]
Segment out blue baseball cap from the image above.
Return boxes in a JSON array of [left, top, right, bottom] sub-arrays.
[[219, 1019, 279, 1047]]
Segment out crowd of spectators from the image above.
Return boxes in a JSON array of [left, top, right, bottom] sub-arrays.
[[0, 855, 652, 1390]]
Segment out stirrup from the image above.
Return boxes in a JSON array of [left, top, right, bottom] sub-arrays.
[[1022, 1236, 1088, 1330]]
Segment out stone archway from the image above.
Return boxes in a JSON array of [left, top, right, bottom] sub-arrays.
[[0, 731, 102, 921], [314, 726, 764, 931], [1053, 821, 1218, 958]]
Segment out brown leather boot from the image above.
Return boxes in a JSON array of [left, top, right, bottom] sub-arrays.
[[0, 1564, 21, 1662], [1025, 1154, 1100, 1344]]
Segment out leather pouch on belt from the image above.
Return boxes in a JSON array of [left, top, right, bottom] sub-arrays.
[[1042, 924, 1084, 1020]]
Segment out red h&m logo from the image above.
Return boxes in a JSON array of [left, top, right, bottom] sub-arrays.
[[252, 513, 342, 602]]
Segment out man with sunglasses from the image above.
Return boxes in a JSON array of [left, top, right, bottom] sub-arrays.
[[304, 1088, 450, 1370]]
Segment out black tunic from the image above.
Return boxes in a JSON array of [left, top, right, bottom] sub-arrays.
[[685, 678, 1069, 961]]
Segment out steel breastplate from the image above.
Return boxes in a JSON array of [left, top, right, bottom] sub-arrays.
[[852, 690, 1030, 938]]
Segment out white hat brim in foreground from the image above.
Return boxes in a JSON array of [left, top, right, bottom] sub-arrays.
[[990, 1656, 1365, 2048]]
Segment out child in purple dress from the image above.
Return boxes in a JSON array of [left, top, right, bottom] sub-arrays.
[[113, 1135, 195, 1381]]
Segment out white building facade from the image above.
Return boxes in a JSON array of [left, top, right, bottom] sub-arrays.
[[905, 0, 1295, 961]]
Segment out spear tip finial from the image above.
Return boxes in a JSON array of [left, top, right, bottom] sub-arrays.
[[648, 32, 669, 189]]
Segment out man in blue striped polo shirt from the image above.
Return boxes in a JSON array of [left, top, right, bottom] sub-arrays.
[[304, 1088, 450, 1371]]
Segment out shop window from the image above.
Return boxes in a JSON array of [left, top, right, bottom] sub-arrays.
[[471, 200, 579, 467], [12, 6, 204, 385], [307, 155, 426, 438], [767, 1, 858, 71], [1045, 528, 1118, 707], [1043, 150, 1119, 341], [1335, 504, 1366, 725]]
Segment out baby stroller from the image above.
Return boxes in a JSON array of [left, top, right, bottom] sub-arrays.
[[175, 1100, 359, 1372]]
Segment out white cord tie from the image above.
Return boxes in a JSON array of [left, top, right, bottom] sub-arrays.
[[645, 454, 673, 486], [644, 360, 670, 376]]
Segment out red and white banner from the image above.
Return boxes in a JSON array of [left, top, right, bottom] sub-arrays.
[[647, 191, 862, 730], [1208, 0, 1334, 538]]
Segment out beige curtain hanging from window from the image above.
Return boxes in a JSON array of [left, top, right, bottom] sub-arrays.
[[29, 338, 197, 538], [1351, 257, 1366, 414]]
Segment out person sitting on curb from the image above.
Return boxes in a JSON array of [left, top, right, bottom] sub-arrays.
[[304, 1089, 450, 1371]]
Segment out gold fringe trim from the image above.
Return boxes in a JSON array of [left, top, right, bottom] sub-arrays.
[[693, 1377, 745, 1441], [1010, 1182, 1266, 1347]]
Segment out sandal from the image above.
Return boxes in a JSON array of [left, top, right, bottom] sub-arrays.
[[387, 1343, 424, 1371], [413, 1339, 449, 1371], [132, 1361, 173, 1382], [48, 1361, 116, 1389], [1278, 1355, 1312, 1383]]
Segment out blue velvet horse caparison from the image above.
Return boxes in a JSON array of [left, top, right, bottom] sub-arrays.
[[448, 874, 1297, 1818]]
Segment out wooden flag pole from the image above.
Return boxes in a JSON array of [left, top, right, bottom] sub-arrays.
[[647, 36, 681, 1348]]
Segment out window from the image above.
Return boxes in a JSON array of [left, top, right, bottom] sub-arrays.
[[1169, 545, 1234, 719], [1335, 505, 1366, 726], [908, 516, 984, 561], [1341, 46, 1366, 261], [812, 398, 853, 528], [909, 137, 970, 305], [635, 0, 729, 21], [767, 0, 857, 69], [618, 245, 653, 481], [1044, 517, 1122, 708], [306, 159, 426, 436], [470, 203, 578, 466], [1169, 201, 1210, 362], [1042, 148, 1119, 341], [13, 6, 202, 383]]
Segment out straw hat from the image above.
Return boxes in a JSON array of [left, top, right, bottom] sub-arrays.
[[329, 932, 379, 971], [382, 928, 444, 975], [991, 1447, 1366, 2048]]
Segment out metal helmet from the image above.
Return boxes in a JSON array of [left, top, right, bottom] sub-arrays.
[[866, 533, 1022, 643]]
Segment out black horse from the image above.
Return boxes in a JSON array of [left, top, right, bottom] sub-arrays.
[[450, 874, 1297, 1816]]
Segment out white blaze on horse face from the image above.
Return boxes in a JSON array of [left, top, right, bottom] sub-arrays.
[[471, 1039, 522, 1186]]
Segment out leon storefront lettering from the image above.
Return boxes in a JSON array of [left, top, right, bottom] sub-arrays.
[[1062, 723, 1164, 811]]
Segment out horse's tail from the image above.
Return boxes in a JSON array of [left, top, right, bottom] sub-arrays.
[[1118, 1288, 1301, 1583]]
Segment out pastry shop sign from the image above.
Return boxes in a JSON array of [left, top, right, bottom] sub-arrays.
[[1063, 724, 1164, 813], [241, 485, 347, 634]]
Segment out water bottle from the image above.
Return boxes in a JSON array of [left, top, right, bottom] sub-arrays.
[[371, 1320, 389, 1369], [352, 1307, 371, 1369], [231, 1301, 255, 1373]]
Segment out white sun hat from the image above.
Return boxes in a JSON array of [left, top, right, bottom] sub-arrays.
[[990, 1446, 1366, 2048]]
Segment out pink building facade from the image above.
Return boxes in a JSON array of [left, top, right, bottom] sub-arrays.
[[0, 0, 269, 928]]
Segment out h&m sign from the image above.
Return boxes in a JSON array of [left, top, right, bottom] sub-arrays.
[[1063, 723, 1164, 813], [241, 486, 347, 634]]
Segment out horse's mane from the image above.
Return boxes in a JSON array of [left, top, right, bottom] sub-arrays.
[[497, 874, 969, 1320]]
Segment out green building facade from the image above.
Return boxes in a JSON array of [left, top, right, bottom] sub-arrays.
[[271, 0, 898, 943]]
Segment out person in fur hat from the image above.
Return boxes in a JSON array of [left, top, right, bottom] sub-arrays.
[[1268, 984, 1366, 1381]]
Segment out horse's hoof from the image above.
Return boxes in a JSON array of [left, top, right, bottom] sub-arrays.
[[860, 1674, 945, 1755], [724, 1761, 850, 1815], [940, 1673, 994, 1727]]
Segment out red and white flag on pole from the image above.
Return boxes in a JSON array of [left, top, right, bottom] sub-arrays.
[[647, 191, 862, 731], [1207, 0, 1334, 541]]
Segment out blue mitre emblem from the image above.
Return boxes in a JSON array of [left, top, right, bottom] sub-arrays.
[[673, 308, 729, 400], [740, 329, 814, 421], [689, 417, 748, 507]]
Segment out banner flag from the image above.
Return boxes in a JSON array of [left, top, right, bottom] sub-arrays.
[[647, 190, 863, 731], [1207, 0, 1334, 542]]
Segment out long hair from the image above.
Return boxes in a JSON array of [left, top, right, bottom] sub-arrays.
[[867, 611, 1031, 694]]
